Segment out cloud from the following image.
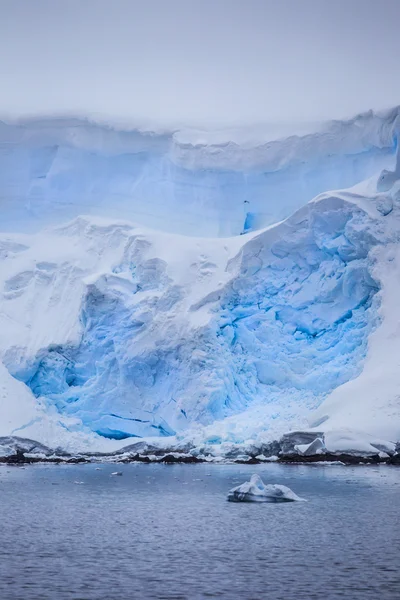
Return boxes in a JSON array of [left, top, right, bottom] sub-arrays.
[[1, 0, 399, 127]]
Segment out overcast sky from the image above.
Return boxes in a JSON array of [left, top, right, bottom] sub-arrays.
[[0, 0, 399, 128]]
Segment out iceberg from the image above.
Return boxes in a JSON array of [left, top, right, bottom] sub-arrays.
[[227, 474, 305, 502]]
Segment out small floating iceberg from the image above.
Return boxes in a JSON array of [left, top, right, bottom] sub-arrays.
[[227, 474, 306, 503]]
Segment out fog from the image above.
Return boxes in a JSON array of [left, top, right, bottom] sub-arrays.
[[0, 0, 399, 128]]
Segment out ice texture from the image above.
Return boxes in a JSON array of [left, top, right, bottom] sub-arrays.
[[0, 107, 398, 237], [0, 108, 399, 454], [227, 474, 305, 502], [1, 194, 380, 441]]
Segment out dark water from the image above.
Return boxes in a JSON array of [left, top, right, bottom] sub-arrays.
[[0, 463, 399, 600]]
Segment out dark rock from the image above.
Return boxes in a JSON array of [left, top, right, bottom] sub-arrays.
[[0, 450, 46, 464], [387, 454, 400, 465], [122, 454, 151, 463], [278, 453, 383, 465], [234, 457, 260, 465], [5, 449, 30, 464], [158, 454, 204, 464], [119, 453, 205, 464]]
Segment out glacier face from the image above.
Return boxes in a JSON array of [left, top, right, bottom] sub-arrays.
[[2, 197, 382, 441], [0, 108, 400, 451], [1, 108, 399, 237]]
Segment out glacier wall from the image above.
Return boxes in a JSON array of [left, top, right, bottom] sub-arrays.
[[1, 107, 399, 237], [5, 194, 380, 441], [1, 108, 399, 450]]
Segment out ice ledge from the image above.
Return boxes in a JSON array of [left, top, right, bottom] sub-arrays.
[[1, 106, 399, 171], [171, 106, 400, 170]]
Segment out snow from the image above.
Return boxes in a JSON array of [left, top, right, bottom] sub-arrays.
[[227, 474, 305, 502], [295, 438, 325, 456], [309, 243, 400, 445], [323, 430, 396, 456], [0, 107, 399, 456]]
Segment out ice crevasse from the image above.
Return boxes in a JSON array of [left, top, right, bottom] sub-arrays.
[[0, 107, 399, 454]]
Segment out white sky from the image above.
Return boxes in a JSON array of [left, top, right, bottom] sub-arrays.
[[0, 0, 399, 128]]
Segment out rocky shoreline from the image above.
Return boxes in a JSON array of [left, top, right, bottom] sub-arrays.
[[1, 435, 399, 466]]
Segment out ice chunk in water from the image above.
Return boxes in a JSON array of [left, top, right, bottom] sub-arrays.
[[227, 474, 306, 503]]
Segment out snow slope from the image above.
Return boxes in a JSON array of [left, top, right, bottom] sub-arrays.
[[0, 108, 399, 454]]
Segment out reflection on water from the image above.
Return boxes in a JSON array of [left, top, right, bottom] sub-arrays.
[[0, 463, 399, 600]]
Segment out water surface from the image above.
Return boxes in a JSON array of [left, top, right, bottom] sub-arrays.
[[0, 463, 399, 599]]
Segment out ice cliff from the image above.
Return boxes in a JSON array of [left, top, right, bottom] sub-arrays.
[[1, 107, 399, 236], [0, 107, 399, 455]]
